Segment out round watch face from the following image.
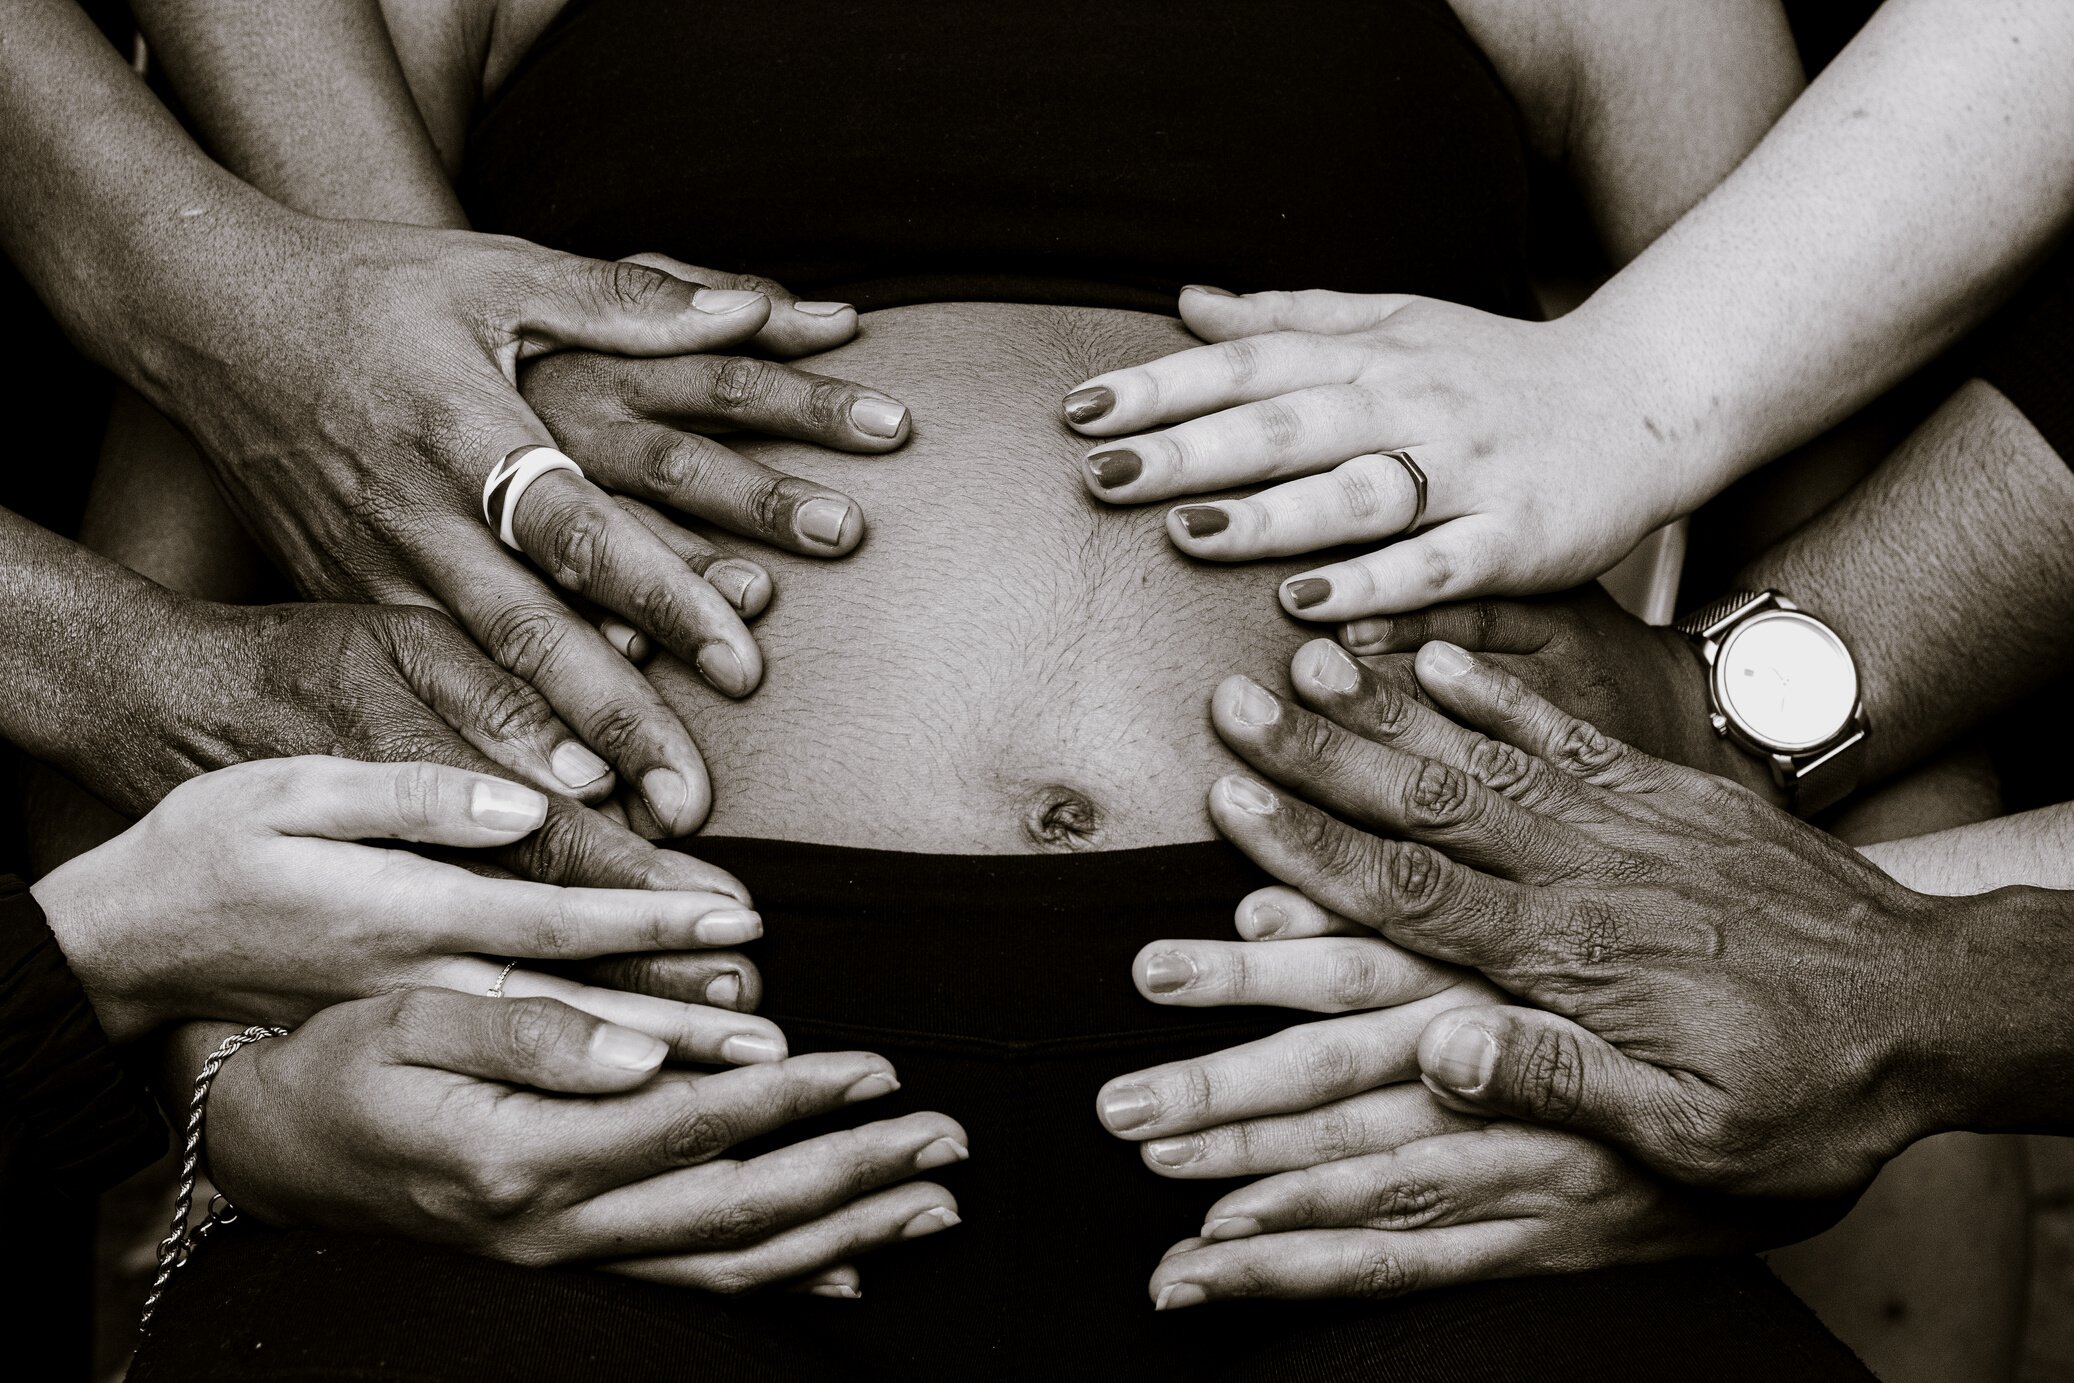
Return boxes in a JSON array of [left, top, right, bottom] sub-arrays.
[[1713, 610, 1858, 753]]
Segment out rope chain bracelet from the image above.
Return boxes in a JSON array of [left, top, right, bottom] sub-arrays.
[[139, 1023, 290, 1334]]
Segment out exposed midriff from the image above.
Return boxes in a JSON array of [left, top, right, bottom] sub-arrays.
[[652, 302, 1317, 853]]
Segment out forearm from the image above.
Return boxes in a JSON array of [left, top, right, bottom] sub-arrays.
[[1571, 0, 2074, 502], [131, 0, 464, 226], [1863, 803, 2074, 895], [1734, 379, 2074, 785]]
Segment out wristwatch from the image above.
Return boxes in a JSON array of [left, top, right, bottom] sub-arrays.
[[1674, 590, 1866, 817]]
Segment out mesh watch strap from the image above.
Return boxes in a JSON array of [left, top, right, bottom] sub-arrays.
[[1674, 590, 1770, 640]]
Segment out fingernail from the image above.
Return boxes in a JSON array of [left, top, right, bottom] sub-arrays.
[[703, 971, 743, 1008], [811, 1282, 862, 1299], [1229, 678, 1280, 727], [900, 1206, 961, 1239], [1423, 640, 1474, 678], [914, 1137, 969, 1171], [1286, 577, 1333, 610], [692, 909, 762, 946], [721, 1033, 787, 1065], [1155, 1282, 1208, 1312], [842, 1071, 901, 1103], [705, 560, 764, 613], [550, 741, 610, 790], [1143, 951, 1197, 994], [851, 396, 907, 438], [1174, 505, 1229, 538], [1342, 618, 1390, 653], [1430, 1018, 1497, 1092], [470, 778, 548, 831], [1064, 386, 1115, 424], [793, 300, 852, 317], [1146, 1136, 1200, 1167], [1299, 641, 1361, 695], [692, 288, 765, 314], [1247, 899, 1289, 938], [1087, 448, 1141, 489], [642, 768, 690, 827], [796, 497, 855, 548], [1099, 1085, 1157, 1131], [601, 618, 647, 661], [590, 1024, 667, 1071], [1220, 776, 1277, 816], [1203, 1216, 1262, 1240], [696, 642, 751, 696], [1182, 284, 1239, 298]]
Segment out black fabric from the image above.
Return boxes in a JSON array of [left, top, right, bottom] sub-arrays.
[[461, 0, 1538, 319], [1978, 265, 2074, 470], [0, 874, 163, 1200], [136, 842, 1869, 1382]]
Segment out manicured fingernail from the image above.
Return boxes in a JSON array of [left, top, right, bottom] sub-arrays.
[[1286, 577, 1333, 610], [1146, 1136, 1200, 1167], [1182, 284, 1239, 298], [1155, 1282, 1207, 1312], [842, 1071, 901, 1103], [1064, 386, 1115, 424], [642, 768, 690, 827], [692, 288, 765, 314], [1229, 678, 1280, 726], [914, 1137, 969, 1171], [721, 1033, 786, 1065], [1099, 1085, 1157, 1131], [1247, 899, 1288, 938], [703, 971, 743, 1008], [1342, 618, 1390, 653], [851, 396, 907, 438], [1087, 449, 1141, 489], [705, 560, 765, 613], [811, 1282, 862, 1299], [590, 1024, 667, 1071], [696, 642, 751, 696], [796, 497, 855, 548], [550, 741, 610, 790], [900, 1206, 961, 1239], [1220, 776, 1277, 816], [1143, 951, 1197, 994], [1299, 641, 1361, 694], [470, 778, 547, 831], [1423, 641, 1474, 678], [601, 617, 647, 660], [1203, 1216, 1262, 1240], [692, 909, 762, 946], [1174, 505, 1228, 538], [794, 300, 853, 317], [1430, 1018, 1497, 1092]]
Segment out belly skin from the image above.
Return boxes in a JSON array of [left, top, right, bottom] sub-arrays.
[[655, 303, 1317, 852]]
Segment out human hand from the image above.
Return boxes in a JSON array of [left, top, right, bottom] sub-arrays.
[[195, 990, 965, 1291], [1062, 289, 1693, 622], [111, 211, 892, 835], [1202, 635, 1964, 1199], [523, 253, 910, 572], [1336, 587, 1777, 801], [31, 755, 780, 1056]]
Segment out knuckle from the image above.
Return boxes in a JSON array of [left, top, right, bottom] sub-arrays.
[[603, 259, 669, 311], [454, 1154, 538, 1222], [502, 996, 578, 1066], [640, 436, 711, 496], [1518, 1025, 1589, 1124], [1350, 1247, 1416, 1298], [1306, 1103, 1360, 1163], [1334, 457, 1390, 520], [695, 1262, 763, 1297], [696, 1192, 778, 1248], [1466, 738, 1539, 800], [389, 760, 445, 824], [799, 376, 849, 431], [1540, 900, 1625, 970], [1364, 1177, 1447, 1229], [713, 356, 778, 411], [1552, 719, 1625, 777], [463, 672, 554, 746], [542, 509, 608, 591], [1219, 335, 1269, 389], [483, 605, 576, 684], [1362, 682, 1419, 740], [1321, 946, 1386, 1012], [1253, 399, 1304, 450], [658, 1097, 743, 1165], [521, 900, 581, 957], [1405, 759, 1476, 829], [1289, 1037, 1360, 1103], [1412, 543, 1459, 598], [1373, 839, 1446, 915]]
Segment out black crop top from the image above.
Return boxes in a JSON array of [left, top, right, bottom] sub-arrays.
[[462, 0, 1535, 318]]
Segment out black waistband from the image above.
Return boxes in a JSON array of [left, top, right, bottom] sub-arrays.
[[671, 838, 1283, 1046]]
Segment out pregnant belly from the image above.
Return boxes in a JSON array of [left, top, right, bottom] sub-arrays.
[[651, 302, 1316, 853]]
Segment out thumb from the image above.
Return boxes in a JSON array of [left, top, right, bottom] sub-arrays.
[[233, 755, 550, 848], [510, 248, 774, 358], [1180, 286, 1421, 341], [1417, 1005, 1679, 1142], [381, 989, 665, 1093]]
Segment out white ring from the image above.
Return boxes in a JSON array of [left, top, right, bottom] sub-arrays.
[[482, 446, 584, 551]]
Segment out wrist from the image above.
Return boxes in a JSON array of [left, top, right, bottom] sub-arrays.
[[30, 863, 152, 1045]]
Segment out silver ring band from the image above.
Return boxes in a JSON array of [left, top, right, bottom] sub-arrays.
[[1383, 449, 1428, 537], [486, 959, 519, 999], [482, 445, 584, 551]]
